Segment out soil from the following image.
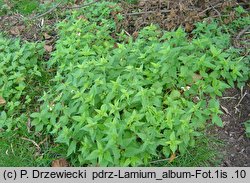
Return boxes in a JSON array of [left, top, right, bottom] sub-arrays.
[[0, 0, 249, 167], [118, 0, 248, 33], [213, 85, 250, 167]]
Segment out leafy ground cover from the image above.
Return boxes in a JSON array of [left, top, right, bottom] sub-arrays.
[[0, 0, 249, 167]]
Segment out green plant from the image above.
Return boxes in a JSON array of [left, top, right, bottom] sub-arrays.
[[0, 133, 37, 167], [1, 2, 249, 167], [11, 0, 39, 15], [152, 133, 223, 167], [0, 0, 9, 15], [0, 33, 56, 167], [27, 2, 249, 166], [244, 120, 250, 138], [0, 35, 47, 131]]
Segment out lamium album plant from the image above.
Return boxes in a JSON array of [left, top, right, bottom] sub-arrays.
[[0, 1, 249, 166]]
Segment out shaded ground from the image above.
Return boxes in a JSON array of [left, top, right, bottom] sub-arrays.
[[0, 0, 249, 167], [215, 85, 250, 166]]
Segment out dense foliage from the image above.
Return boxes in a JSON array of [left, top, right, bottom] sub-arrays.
[[0, 35, 45, 131], [0, 1, 249, 166], [32, 4, 248, 166]]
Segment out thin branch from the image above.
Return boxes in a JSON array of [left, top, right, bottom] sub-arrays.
[[234, 91, 247, 108], [236, 25, 250, 40], [65, 0, 99, 9], [124, 9, 171, 16], [30, 2, 62, 19], [124, 6, 203, 16], [124, 30, 131, 37], [29, 0, 99, 20], [197, 3, 222, 16], [221, 96, 237, 99], [21, 137, 41, 151], [208, 2, 221, 17], [149, 158, 170, 164], [38, 136, 48, 146]]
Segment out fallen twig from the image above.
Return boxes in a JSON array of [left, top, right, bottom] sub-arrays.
[[123, 9, 171, 16], [208, 2, 221, 17], [221, 96, 237, 100], [30, 2, 62, 19], [149, 158, 170, 164], [234, 91, 247, 108], [64, 0, 99, 9], [38, 136, 49, 146], [29, 0, 99, 20], [197, 3, 222, 16], [236, 25, 250, 40], [21, 137, 41, 152], [124, 30, 131, 37], [220, 105, 231, 116]]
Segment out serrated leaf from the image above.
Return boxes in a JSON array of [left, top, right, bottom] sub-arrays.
[[123, 146, 140, 157], [212, 115, 223, 127], [86, 150, 98, 160], [67, 140, 77, 156], [170, 90, 181, 99]]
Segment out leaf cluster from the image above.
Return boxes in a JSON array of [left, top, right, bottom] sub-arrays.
[[30, 5, 248, 166]]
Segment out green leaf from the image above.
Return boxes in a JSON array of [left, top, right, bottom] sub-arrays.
[[210, 45, 221, 57], [86, 150, 98, 161], [212, 115, 223, 127], [67, 140, 77, 156], [30, 112, 40, 118], [170, 90, 181, 99], [0, 111, 7, 121], [123, 146, 141, 157]]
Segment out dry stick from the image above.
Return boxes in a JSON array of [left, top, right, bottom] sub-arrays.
[[30, 2, 62, 19], [149, 158, 170, 164], [235, 91, 248, 109], [126, 6, 195, 17], [220, 105, 231, 116], [197, 3, 222, 16], [124, 9, 171, 16], [236, 25, 250, 40], [21, 137, 41, 151], [38, 136, 48, 146], [221, 95, 237, 99], [124, 30, 131, 37], [208, 2, 221, 17], [65, 0, 99, 9], [29, 0, 99, 20]]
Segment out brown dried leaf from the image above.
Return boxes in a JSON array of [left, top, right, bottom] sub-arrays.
[[192, 96, 200, 103], [132, 31, 139, 40], [185, 23, 194, 33], [52, 158, 69, 167], [169, 9, 177, 20], [0, 96, 6, 105], [78, 15, 88, 21], [113, 43, 118, 49], [192, 73, 202, 82], [44, 45, 53, 52], [74, 0, 82, 4], [220, 105, 230, 115], [10, 26, 25, 35], [43, 33, 51, 40], [169, 153, 176, 163]]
